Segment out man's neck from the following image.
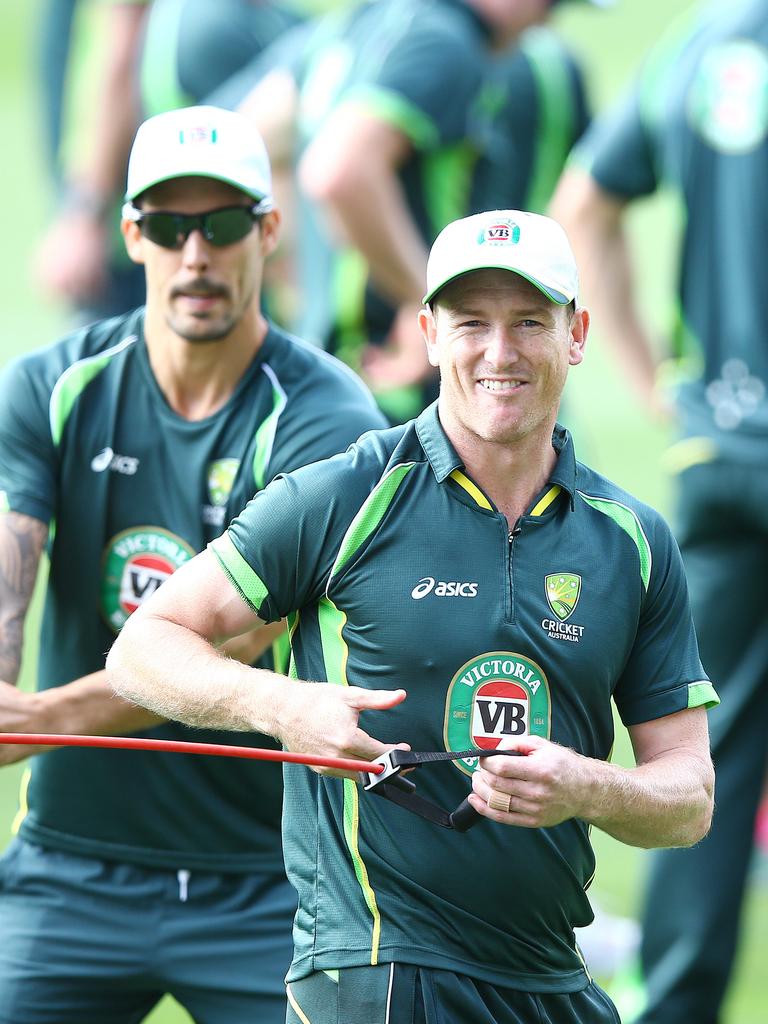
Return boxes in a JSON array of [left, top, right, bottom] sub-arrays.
[[143, 307, 268, 421], [449, 422, 558, 530]]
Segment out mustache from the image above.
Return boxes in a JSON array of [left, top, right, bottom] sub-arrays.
[[171, 278, 229, 300]]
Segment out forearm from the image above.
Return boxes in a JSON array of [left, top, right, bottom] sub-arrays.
[[580, 749, 714, 848], [551, 171, 659, 406], [108, 612, 287, 735], [0, 512, 47, 684], [25, 671, 165, 736], [66, 3, 146, 206], [326, 169, 427, 306], [0, 671, 165, 765], [300, 117, 427, 307]]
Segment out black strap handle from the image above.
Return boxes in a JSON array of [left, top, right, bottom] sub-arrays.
[[367, 748, 523, 832]]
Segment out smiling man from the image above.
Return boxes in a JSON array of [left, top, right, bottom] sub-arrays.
[[0, 105, 385, 1023], [108, 209, 718, 1024]]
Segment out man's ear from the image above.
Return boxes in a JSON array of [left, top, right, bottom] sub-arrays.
[[419, 306, 440, 368], [259, 209, 282, 259], [568, 307, 590, 367], [121, 219, 146, 265]]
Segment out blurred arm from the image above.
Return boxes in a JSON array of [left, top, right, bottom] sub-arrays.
[[551, 167, 662, 412], [299, 108, 427, 309], [0, 511, 283, 766], [35, 2, 148, 304], [239, 67, 300, 170]]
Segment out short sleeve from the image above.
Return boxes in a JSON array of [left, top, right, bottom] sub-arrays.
[[0, 356, 57, 524], [613, 517, 718, 726], [574, 86, 659, 200], [340, 23, 483, 149], [210, 445, 375, 622]]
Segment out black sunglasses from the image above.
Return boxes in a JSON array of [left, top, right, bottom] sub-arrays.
[[122, 199, 272, 249]]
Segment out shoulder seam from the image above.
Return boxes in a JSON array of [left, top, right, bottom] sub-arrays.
[[48, 334, 138, 447]]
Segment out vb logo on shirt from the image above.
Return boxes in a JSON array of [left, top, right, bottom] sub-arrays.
[[101, 527, 196, 631], [444, 652, 551, 777]]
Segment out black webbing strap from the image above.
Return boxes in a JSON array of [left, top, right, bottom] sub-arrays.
[[361, 748, 523, 832]]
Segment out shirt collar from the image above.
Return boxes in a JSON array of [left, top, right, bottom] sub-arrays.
[[416, 402, 463, 482], [549, 425, 577, 510], [416, 402, 577, 509]]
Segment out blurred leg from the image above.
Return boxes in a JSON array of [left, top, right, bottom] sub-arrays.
[[638, 461, 768, 1024]]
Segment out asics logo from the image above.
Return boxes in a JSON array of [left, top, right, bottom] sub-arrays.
[[90, 446, 140, 476], [410, 576, 479, 600]]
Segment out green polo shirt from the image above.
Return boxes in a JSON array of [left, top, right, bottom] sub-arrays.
[[0, 307, 386, 870], [212, 404, 717, 988], [577, 0, 768, 462]]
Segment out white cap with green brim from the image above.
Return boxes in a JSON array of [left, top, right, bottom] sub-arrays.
[[423, 210, 579, 307], [124, 105, 274, 207]]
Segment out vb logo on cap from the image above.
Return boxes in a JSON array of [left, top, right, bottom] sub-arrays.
[[477, 219, 521, 246], [179, 125, 219, 145]]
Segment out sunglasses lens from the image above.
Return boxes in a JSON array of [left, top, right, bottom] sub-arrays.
[[139, 213, 191, 250], [203, 208, 255, 247], [137, 207, 257, 249]]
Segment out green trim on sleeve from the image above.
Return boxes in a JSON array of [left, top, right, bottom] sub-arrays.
[[421, 141, 476, 238], [252, 364, 288, 491], [687, 680, 720, 710], [317, 596, 382, 965], [0, 491, 9, 514], [578, 492, 652, 591], [329, 463, 416, 583], [521, 30, 577, 213], [49, 335, 137, 446], [340, 85, 439, 149], [209, 533, 269, 615], [333, 248, 368, 370]]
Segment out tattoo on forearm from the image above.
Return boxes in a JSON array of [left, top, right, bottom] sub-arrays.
[[0, 512, 47, 684]]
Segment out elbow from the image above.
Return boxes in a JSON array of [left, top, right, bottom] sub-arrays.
[[299, 147, 357, 207], [551, 168, 620, 240], [675, 765, 716, 848], [105, 616, 140, 701], [105, 632, 127, 699]]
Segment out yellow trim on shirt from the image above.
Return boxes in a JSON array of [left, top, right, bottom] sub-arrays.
[[286, 984, 313, 1024], [531, 485, 562, 516], [11, 768, 31, 835], [449, 470, 493, 509]]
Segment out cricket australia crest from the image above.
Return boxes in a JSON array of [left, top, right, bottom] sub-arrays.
[[545, 573, 581, 621]]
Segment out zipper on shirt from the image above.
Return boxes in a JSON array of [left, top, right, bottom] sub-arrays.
[[506, 522, 521, 623], [177, 869, 191, 902]]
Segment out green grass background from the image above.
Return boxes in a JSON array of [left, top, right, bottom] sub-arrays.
[[1, 1, 765, 1021]]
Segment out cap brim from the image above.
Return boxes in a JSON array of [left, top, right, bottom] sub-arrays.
[[423, 266, 571, 306], [125, 169, 269, 204]]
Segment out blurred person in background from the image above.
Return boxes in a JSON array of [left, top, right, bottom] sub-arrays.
[[552, 1, 768, 1020], [219, 0, 597, 422], [0, 104, 385, 1024], [34, 0, 302, 324]]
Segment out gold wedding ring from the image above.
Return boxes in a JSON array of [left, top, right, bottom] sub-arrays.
[[487, 790, 513, 814]]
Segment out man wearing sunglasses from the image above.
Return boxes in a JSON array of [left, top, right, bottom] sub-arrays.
[[0, 105, 386, 1024]]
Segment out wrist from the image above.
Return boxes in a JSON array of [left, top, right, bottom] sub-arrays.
[[573, 756, 621, 824], [245, 669, 299, 741]]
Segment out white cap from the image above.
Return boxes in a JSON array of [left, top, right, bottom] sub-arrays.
[[124, 105, 273, 205], [423, 210, 578, 306]]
